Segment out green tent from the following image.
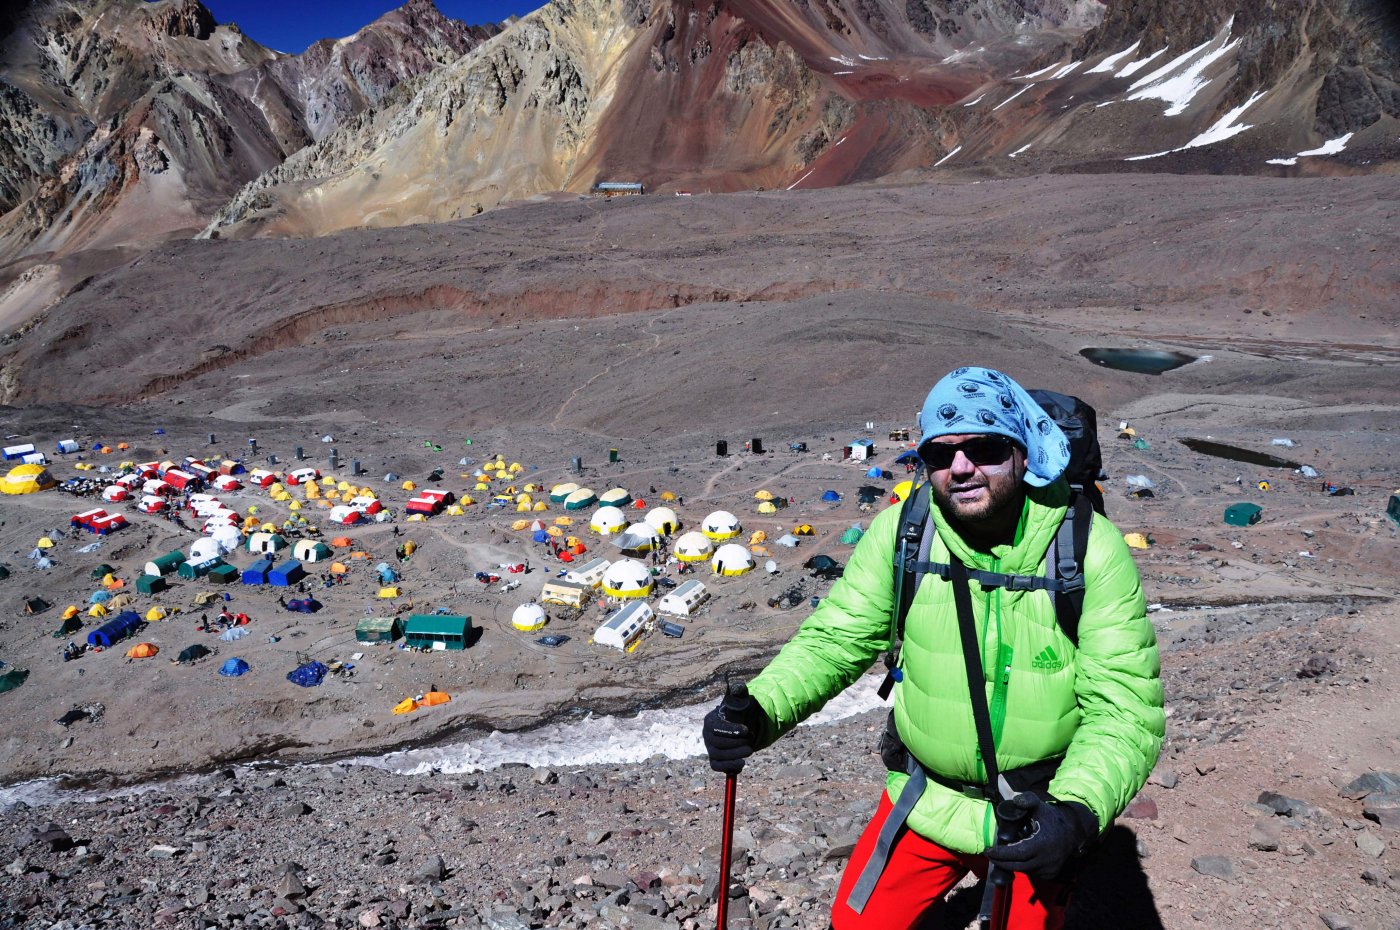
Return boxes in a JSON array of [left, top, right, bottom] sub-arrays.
[[91, 563, 116, 579], [841, 526, 864, 545], [53, 616, 82, 637], [176, 644, 212, 664], [1224, 502, 1263, 527], [1388, 493, 1400, 528], [136, 574, 167, 595], [404, 614, 472, 651], [0, 667, 29, 694], [207, 563, 239, 584], [24, 597, 50, 614], [356, 616, 404, 644]]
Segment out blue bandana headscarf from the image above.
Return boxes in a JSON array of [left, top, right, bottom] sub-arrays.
[[916, 366, 1069, 487]]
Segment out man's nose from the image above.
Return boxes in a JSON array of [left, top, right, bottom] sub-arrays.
[[949, 450, 978, 476]]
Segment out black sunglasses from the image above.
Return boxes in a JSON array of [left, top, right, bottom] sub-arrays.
[[920, 436, 1016, 471]]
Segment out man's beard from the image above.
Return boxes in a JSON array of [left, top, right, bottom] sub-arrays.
[[931, 473, 1023, 530]]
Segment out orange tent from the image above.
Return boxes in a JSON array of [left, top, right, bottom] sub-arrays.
[[117, 442, 130, 451], [569, 543, 587, 555], [349, 551, 371, 560], [329, 562, 349, 575], [331, 537, 353, 547], [420, 690, 451, 706], [126, 642, 158, 659]]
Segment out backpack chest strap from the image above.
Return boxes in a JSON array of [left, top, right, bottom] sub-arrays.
[[904, 558, 1085, 594]]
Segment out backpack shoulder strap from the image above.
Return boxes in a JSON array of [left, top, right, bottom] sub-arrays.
[[879, 483, 931, 700], [1046, 491, 1095, 647]]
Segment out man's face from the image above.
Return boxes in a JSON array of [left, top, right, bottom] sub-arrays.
[[923, 433, 1027, 527]]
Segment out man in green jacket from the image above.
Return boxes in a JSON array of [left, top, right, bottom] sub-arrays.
[[703, 367, 1164, 929]]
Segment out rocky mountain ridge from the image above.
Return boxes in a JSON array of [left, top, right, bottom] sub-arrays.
[[0, 0, 498, 268]]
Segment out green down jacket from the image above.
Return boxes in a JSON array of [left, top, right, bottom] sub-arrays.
[[747, 478, 1164, 854]]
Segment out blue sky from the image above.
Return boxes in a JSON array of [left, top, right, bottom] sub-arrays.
[[201, 1, 543, 54]]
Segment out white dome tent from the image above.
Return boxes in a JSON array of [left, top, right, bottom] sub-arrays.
[[512, 602, 547, 632], [210, 524, 243, 554], [644, 506, 680, 536], [589, 506, 628, 535], [711, 543, 756, 577], [673, 531, 714, 562], [188, 538, 222, 564], [613, 523, 660, 554], [601, 559, 654, 599], [702, 510, 742, 540]]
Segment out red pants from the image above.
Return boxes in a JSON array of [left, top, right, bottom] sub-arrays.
[[832, 793, 1072, 930]]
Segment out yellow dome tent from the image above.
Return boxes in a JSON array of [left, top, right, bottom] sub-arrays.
[[37, 536, 56, 550], [402, 540, 417, 556], [402, 480, 417, 491], [512, 519, 531, 531], [891, 480, 914, 504], [754, 490, 775, 501], [757, 501, 777, 514], [532, 501, 547, 511], [392, 697, 418, 715], [3, 464, 56, 495], [377, 586, 401, 599], [554, 516, 573, 526], [145, 606, 168, 621], [406, 514, 427, 522], [660, 491, 677, 501], [61, 605, 79, 620], [1123, 533, 1152, 549], [792, 524, 815, 536], [305, 482, 321, 499], [474, 482, 490, 491], [88, 603, 108, 618], [749, 530, 767, 545]]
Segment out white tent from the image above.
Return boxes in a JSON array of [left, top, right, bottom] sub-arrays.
[[658, 580, 709, 617], [613, 523, 660, 553], [549, 482, 580, 503], [775, 534, 801, 547], [220, 626, 249, 642], [589, 506, 628, 535], [598, 487, 632, 508], [644, 506, 680, 535], [702, 510, 742, 540], [594, 601, 652, 651], [564, 487, 598, 510], [210, 524, 242, 553], [673, 531, 714, 562], [712, 543, 755, 576], [512, 602, 547, 632], [601, 559, 654, 598], [188, 538, 222, 564]]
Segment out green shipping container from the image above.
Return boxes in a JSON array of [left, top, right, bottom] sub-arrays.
[[1224, 503, 1263, 527]]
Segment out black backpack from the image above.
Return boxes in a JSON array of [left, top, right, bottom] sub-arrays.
[[877, 391, 1104, 700]]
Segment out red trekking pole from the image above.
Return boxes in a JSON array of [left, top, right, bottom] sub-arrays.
[[716, 769, 738, 929]]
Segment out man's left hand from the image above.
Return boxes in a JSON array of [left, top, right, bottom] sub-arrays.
[[985, 796, 1098, 879]]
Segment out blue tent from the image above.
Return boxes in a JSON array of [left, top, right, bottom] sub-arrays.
[[267, 559, 306, 587], [532, 530, 549, 543], [242, 558, 273, 585], [821, 490, 841, 502], [865, 466, 883, 478], [88, 610, 142, 648], [287, 661, 328, 687], [218, 657, 249, 677], [895, 450, 921, 465], [88, 590, 112, 604]]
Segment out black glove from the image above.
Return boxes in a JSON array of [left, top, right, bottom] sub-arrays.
[[702, 683, 769, 773], [984, 795, 1098, 879]]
